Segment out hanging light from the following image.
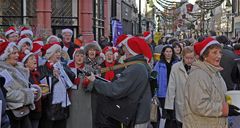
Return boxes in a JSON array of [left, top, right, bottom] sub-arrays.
[[210, 10, 214, 17], [225, 0, 232, 8]]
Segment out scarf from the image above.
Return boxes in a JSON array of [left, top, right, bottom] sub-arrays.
[[31, 69, 40, 84], [46, 61, 54, 70], [104, 61, 116, 81]]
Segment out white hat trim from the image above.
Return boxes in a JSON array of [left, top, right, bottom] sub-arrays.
[[62, 29, 73, 35], [124, 42, 138, 56], [18, 38, 33, 50], [22, 52, 34, 63], [117, 35, 132, 47], [200, 40, 220, 55], [34, 41, 44, 46], [46, 35, 59, 44], [45, 44, 62, 59], [144, 34, 151, 41], [0, 42, 17, 61], [20, 30, 33, 37], [5, 29, 15, 37]]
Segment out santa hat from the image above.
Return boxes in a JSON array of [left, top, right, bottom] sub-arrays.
[[33, 38, 44, 46], [32, 43, 42, 55], [20, 27, 33, 37], [0, 42, 18, 61], [22, 52, 34, 64], [5, 26, 16, 37], [72, 48, 85, 59], [102, 46, 119, 60], [62, 28, 73, 35], [0, 38, 6, 43], [124, 37, 152, 62], [143, 31, 152, 41], [41, 42, 61, 59], [115, 34, 132, 47], [194, 37, 220, 56], [17, 35, 33, 50], [84, 41, 102, 55], [46, 35, 59, 44]]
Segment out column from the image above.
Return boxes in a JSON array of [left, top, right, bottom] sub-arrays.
[[36, 0, 52, 37], [79, 0, 94, 42], [104, 0, 110, 37]]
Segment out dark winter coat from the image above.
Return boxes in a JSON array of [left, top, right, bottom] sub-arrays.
[[88, 55, 151, 124], [220, 46, 239, 90], [0, 77, 10, 128]]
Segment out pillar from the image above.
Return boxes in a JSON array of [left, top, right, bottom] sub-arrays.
[[104, 0, 110, 37], [79, 0, 94, 42], [36, 0, 52, 37]]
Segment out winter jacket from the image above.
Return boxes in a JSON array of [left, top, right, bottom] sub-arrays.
[[164, 61, 189, 122], [0, 61, 35, 110], [220, 47, 238, 90], [153, 60, 178, 97], [88, 55, 152, 124], [183, 61, 227, 128]]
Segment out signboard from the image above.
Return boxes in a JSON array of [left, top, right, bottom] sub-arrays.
[[112, 20, 123, 46]]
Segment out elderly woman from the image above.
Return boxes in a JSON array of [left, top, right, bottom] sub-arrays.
[[38, 42, 75, 128], [22, 53, 42, 128], [0, 42, 35, 128], [66, 48, 93, 128], [183, 37, 240, 128]]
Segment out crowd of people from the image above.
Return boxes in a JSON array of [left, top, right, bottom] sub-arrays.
[[0, 26, 240, 128]]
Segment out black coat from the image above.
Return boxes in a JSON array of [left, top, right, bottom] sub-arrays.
[[220, 47, 238, 90], [89, 55, 151, 125]]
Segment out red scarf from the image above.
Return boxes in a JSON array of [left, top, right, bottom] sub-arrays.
[[64, 42, 70, 48], [31, 69, 40, 84], [104, 61, 116, 81], [68, 61, 84, 70], [234, 50, 240, 56], [46, 61, 54, 70]]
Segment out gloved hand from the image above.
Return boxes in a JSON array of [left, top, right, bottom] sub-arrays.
[[74, 78, 81, 85], [82, 77, 90, 88], [228, 104, 240, 116]]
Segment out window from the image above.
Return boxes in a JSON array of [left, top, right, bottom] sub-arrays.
[[0, 0, 36, 30], [93, 0, 104, 41]]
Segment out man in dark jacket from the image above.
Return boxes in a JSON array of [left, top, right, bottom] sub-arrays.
[[86, 37, 152, 128], [0, 76, 10, 128], [216, 35, 238, 90]]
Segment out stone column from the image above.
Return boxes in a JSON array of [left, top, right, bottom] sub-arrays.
[[79, 0, 94, 42], [104, 0, 110, 37]]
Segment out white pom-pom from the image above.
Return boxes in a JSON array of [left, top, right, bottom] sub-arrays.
[[24, 49, 31, 55], [114, 52, 119, 60], [100, 52, 105, 60]]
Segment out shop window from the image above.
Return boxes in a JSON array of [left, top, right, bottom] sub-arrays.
[[0, 0, 36, 30]]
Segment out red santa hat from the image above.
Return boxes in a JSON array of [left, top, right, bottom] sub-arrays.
[[0, 42, 18, 60], [72, 47, 85, 59], [143, 31, 152, 41], [17, 35, 33, 51], [5, 26, 16, 37], [32, 43, 42, 55], [102, 46, 119, 60], [62, 28, 73, 35], [115, 34, 132, 47], [33, 38, 44, 46], [194, 37, 220, 56], [21, 52, 34, 64], [20, 27, 33, 37], [124, 37, 152, 62], [0, 38, 6, 43], [41, 42, 61, 59]]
